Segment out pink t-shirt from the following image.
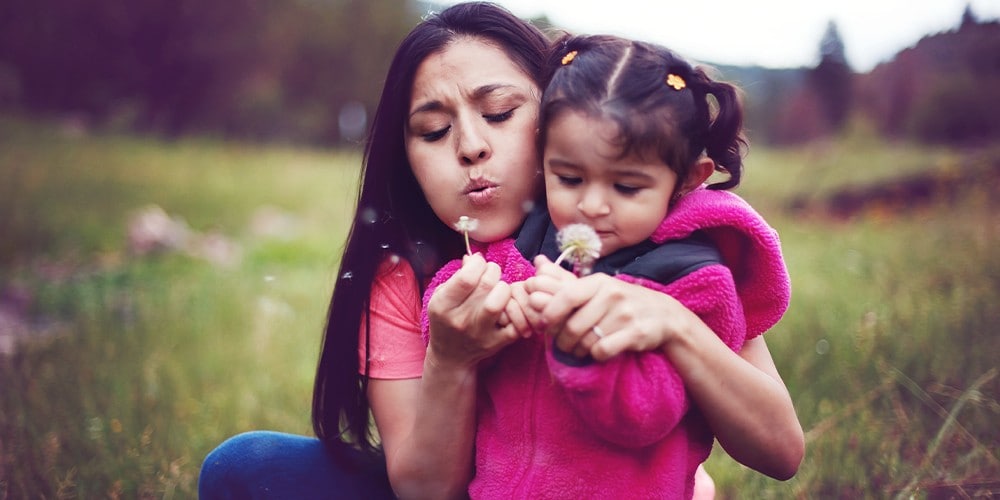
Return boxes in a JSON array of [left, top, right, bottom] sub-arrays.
[[357, 259, 426, 379]]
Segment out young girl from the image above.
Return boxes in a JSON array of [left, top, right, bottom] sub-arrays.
[[420, 34, 791, 498]]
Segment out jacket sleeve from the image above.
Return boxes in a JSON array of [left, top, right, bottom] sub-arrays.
[[546, 264, 745, 447], [546, 347, 688, 448]]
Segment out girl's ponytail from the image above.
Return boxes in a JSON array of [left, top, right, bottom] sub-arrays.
[[694, 68, 747, 190]]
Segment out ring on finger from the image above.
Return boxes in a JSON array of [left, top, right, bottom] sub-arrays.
[[591, 325, 605, 338]]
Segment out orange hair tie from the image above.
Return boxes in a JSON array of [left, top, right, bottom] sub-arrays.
[[666, 73, 686, 90], [561, 50, 578, 65]]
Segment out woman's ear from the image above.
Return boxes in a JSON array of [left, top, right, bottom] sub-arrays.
[[681, 157, 715, 192]]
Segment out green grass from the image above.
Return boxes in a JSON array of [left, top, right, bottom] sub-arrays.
[[1, 115, 998, 498]]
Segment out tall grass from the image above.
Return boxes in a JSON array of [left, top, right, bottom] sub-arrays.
[[1, 117, 357, 498], [1, 116, 998, 497], [708, 139, 1000, 497]]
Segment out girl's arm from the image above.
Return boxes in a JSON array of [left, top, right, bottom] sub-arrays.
[[527, 261, 804, 480], [369, 254, 519, 499]]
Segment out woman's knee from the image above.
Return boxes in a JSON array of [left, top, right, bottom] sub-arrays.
[[198, 431, 289, 499]]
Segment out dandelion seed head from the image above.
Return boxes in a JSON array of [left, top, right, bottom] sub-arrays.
[[556, 223, 601, 275], [454, 215, 479, 233]]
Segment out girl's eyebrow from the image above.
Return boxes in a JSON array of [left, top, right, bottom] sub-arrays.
[[409, 84, 521, 118], [549, 157, 658, 181], [614, 169, 657, 181], [546, 158, 582, 170]]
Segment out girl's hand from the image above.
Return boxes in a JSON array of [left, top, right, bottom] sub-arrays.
[[524, 255, 593, 358], [502, 281, 538, 338], [426, 253, 519, 368], [526, 255, 695, 361]]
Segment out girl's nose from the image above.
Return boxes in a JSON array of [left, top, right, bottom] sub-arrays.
[[577, 187, 610, 218]]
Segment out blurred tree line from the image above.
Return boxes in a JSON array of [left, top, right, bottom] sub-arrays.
[[724, 5, 999, 146], [856, 7, 1000, 144], [0, 1, 997, 146], [0, 0, 422, 144]]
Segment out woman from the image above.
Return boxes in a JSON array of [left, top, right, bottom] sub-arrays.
[[199, 3, 803, 498]]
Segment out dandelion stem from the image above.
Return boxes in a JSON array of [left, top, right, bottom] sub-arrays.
[[553, 247, 574, 267], [464, 231, 472, 256]]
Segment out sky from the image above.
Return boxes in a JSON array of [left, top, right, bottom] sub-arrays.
[[437, 0, 1000, 72]]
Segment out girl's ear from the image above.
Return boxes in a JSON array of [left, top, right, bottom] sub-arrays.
[[681, 157, 715, 192]]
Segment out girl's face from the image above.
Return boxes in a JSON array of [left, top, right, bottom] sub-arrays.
[[544, 111, 679, 257], [405, 37, 541, 244]]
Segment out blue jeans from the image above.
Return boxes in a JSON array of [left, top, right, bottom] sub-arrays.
[[198, 431, 396, 499]]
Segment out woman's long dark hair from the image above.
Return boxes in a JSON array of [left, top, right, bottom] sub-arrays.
[[541, 34, 748, 190], [312, 2, 550, 455]]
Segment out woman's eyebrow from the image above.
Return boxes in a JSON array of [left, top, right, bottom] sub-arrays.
[[409, 100, 444, 118], [410, 83, 523, 118], [471, 83, 519, 100]]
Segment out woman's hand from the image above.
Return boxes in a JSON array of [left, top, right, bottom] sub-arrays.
[[426, 253, 520, 369]]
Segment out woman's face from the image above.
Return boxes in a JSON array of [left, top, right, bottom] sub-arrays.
[[405, 37, 541, 244]]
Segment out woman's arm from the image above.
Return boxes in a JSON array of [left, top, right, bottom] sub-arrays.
[[526, 258, 804, 480], [369, 254, 519, 499], [369, 361, 476, 500], [665, 328, 804, 480]]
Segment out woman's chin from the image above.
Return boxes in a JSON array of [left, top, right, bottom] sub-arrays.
[[471, 223, 520, 246]]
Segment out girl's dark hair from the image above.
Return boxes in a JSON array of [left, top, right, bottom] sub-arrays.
[[540, 34, 747, 190], [312, 2, 550, 454]]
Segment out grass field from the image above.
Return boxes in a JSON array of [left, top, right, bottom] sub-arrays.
[[1, 115, 998, 498]]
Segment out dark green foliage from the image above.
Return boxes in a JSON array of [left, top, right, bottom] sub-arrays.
[[807, 21, 853, 131], [0, 0, 420, 144], [907, 73, 1000, 143], [859, 17, 1000, 145]]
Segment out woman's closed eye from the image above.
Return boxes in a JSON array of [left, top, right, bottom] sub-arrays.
[[419, 107, 515, 142], [484, 108, 515, 123], [421, 126, 450, 142]]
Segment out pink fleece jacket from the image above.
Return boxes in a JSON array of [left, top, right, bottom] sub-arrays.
[[420, 187, 790, 499]]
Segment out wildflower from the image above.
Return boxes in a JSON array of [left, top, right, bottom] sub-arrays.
[[553, 223, 602, 276], [454, 216, 479, 255]]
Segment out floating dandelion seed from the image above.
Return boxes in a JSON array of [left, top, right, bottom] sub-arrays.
[[360, 207, 378, 225], [553, 223, 601, 276], [454, 216, 479, 255]]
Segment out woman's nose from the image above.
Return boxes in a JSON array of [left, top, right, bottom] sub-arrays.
[[457, 120, 491, 165]]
